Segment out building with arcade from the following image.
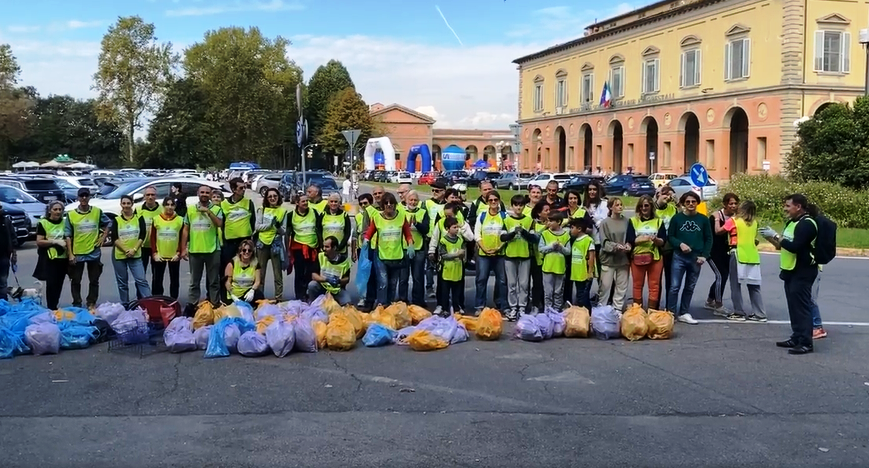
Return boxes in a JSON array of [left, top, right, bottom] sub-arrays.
[[512, 0, 867, 180], [368, 103, 517, 172]]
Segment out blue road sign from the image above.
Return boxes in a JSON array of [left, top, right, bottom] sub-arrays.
[[689, 163, 708, 187], [296, 119, 307, 147]]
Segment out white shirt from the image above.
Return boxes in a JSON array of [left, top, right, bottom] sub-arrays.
[[342, 179, 351, 195]]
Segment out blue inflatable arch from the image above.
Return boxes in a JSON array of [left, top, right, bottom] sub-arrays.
[[405, 144, 432, 173]]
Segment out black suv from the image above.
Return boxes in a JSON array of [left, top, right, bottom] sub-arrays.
[[1, 205, 31, 245]]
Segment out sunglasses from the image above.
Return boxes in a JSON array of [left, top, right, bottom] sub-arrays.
[[241, 248, 253, 253], [684, 200, 698, 205], [383, 201, 396, 206], [488, 199, 500, 203], [268, 195, 278, 198], [164, 203, 175, 207], [373, 192, 383, 196]]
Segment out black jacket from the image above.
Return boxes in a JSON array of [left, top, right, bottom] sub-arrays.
[[0, 211, 18, 255]]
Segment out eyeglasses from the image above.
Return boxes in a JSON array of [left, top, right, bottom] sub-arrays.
[[383, 201, 395, 206], [360, 202, 370, 207], [241, 248, 253, 253], [641, 204, 651, 208], [373, 192, 383, 196], [488, 198, 500, 203], [79, 194, 90, 198]]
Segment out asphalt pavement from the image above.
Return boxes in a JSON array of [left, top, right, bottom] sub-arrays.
[[1, 188, 867, 467]]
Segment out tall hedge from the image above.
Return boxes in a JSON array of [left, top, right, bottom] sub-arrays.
[[715, 174, 869, 229]]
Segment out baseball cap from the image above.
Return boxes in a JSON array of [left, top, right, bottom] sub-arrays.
[[430, 181, 446, 190], [77, 187, 90, 197]]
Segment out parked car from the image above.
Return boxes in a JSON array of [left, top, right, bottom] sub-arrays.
[[70, 178, 228, 219], [55, 176, 99, 194], [435, 170, 468, 187], [494, 172, 532, 190], [603, 174, 656, 197], [1, 204, 32, 245], [417, 172, 437, 185], [528, 172, 573, 190], [389, 171, 413, 184], [466, 170, 501, 187], [649, 172, 679, 188], [253, 172, 284, 196], [667, 175, 719, 200], [0, 177, 65, 204], [287, 177, 341, 204], [279, 172, 331, 201], [561, 175, 606, 194], [0, 185, 45, 240]]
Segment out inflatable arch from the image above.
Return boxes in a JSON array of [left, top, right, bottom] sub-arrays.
[[405, 144, 432, 173], [363, 137, 396, 171]]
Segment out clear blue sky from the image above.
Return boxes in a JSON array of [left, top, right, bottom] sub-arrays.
[[1, 0, 637, 129]]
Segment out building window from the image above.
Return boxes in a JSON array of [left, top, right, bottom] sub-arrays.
[[814, 30, 851, 73], [556, 78, 567, 108], [581, 73, 594, 104], [725, 38, 751, 80], [681, 49, 701, 88], [533, 77, 544, 112], [642, 59, 660, 94], [609, 65, 624, 98]]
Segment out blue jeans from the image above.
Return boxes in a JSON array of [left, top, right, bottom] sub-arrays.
[[0, 257, 9, 301], [667, 253, 701, 316], [112, 256, 152, 304], [573, 280, 592, 311], [375, 258, 405, 306], [810, 271, 822, 328], [475, 254, 507, 310], [399, 252, 426, 306], [307, 281, 351, 306]]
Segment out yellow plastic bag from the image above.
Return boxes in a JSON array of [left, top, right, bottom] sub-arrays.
[[564, 306, 590, 338], [370, 307, 398, 330], [407, 330, 449, 351], [53, 310, 76, 322], [621, 308, 648, 341], [342, 305, 367, 338], [326, 314, 356, 351], [475, 308, 502, 341], [313, 320, 328, 349], [256, 315, 276, 334], [192, 301, 215, 330], [454, 313, 479, 332], [385, 302, 412, 329], [408, 305, 432, 325], [646, 309, 675, 340], [323, 293, 344, 316]]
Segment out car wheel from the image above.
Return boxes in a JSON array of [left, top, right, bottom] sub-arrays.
[[509, 183, 515, 190], [623, 190, 629, 197]]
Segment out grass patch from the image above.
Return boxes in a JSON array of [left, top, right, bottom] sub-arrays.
[[764, 222, 869, 250]]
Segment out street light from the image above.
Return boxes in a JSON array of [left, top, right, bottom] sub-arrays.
[[495, 140, 504, 170], [300, 143, 318, 172], [861, 28, 869, 95]]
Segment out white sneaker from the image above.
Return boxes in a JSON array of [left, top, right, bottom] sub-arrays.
[[433, 306, 443, 316], [677, 313, 698, 325]]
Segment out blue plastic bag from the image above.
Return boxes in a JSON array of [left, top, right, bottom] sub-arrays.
[[0, 326, 30, 359], [362, 323, 396, 347], [60, 325, 98, 350], [355, 244, 372, 297], [205, 317, 255, 358]]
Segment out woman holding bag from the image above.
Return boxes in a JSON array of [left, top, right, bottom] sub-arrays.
[[151, 197, 185, 299], [626, 195, 667, 309]]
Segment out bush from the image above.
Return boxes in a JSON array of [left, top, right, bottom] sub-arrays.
[[712, 174, 869, 229]]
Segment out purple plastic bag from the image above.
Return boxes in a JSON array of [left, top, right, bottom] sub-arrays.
[[24, 323, 61, 355], [293, 319, 318, 353], [515, 314, 543, 342], [194, 325, 212, 350], [535, 312, 554, 340], [238, 331, 270, 357], [266, 320, 295, 357], [450, 321, 469, 344], [224, 324, 241, 352], [163, 317, 196, 353], [547, 309, 566, 338], [301, 306, 328, 324]]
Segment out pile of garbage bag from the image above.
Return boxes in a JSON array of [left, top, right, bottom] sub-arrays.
[[513, 303, 675, 342], [0, 299, 111, 359]]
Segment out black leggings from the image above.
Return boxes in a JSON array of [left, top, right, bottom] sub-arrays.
[[43, 258, 68, 310], [152, 259, 181, 299]]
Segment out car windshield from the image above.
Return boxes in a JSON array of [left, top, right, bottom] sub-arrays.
[[55, 179, 76, 189], [23, 179, 59, 191], [316, 179, 339, 189], [76, 178, 96, 186], [102, 181, 146, 199], [0, 186, 39, 203]]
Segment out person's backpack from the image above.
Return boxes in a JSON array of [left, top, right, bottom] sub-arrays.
[[809, 214, 837, 265]]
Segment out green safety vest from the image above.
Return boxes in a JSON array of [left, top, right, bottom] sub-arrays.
[[734, 218, 760, 265], [478, 211, 506, 256], [424, 199, 445, 237], [780, 217, 816, 271], [230, 259, 256, 297], [290, 209, 318, 248], [440, 235, 464, 281], [221, 197, 253, 240], [437, 211, 465, 234], [373, 212, 406, 261], [562, 206, 587, 226], [354, 212, 364, 246], [533, 222, 547, 266], [186, 204, 222, 254], [137, 203, 163, 248], [522, 205, 533, 218], [540, 229, 570, 274], [503, 215, 533, 258], [39, 218, 66, 260], [570, 234, 595, 281], [67, 208, 102, 256], [365, 205, 380, 248], [657, 203, 677, 230], [321, 211, 348, 250], [405, 208, 426, 250], [114, 213, 143, 260], [153, 214, 184, 259], [259, 206, 286, 246], [310, 199, 328, 215], [631, 217, 663, 260], [318, 252, 351, 294]]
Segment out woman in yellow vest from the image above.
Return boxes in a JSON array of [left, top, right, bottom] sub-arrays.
[[150, 196, 185, 299], [626, 195, 667, 309], [321, 193, 351, 253], [362, 192, 414, 306], [111, 195, 152, 304], [398, 190, 430, 307], [308, 236, 352, 305], [722, 200, 766, 322], [33, 201, 68, 309], [287, 195, 322, 301], [224, 239, 264, 304], [255, 188, 287, 299], [473, 189, 508, 313]]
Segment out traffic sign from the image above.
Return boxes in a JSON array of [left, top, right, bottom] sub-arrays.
[[510, 142, 521, 154], [342, 129, 361, 148], [689, 163, 708, 187], [296, 118, 307, 146]]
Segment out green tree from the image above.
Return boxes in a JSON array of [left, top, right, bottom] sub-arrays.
[[317, 87, 378, 159], [306, 60, 354, 141], [137, 78, 216, 169], [787, 98, 869, 190], [184, 26, 303, 166], [0, 44, 33, 168], [93, 16, 176, 163]]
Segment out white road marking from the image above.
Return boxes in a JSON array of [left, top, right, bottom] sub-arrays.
[[528, 371, 595, 384], [694, 319, 869, 327]]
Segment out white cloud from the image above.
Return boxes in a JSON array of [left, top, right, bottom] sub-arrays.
[[166, 0, 303, 17], [5, 20, 104, 34], [63, 20, 105, 30], [6, 26, 41, 33]]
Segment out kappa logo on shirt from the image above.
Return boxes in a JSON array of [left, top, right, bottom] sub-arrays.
[[680, 220, 702, 232]]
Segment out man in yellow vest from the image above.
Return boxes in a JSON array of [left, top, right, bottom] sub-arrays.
[[220, 177, 256, 298], [64, 187, 111, 308], [137, 185, 163, 297], [422, 181, 447, 298], [307, 184, 328, 214], [182, 186, 224, 314], [308, 236, 352, 305]]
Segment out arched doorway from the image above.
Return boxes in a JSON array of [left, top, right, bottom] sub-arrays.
[[681, 112, 700, 171], [643, 117, 658, 175], [555, 126, 566, 172], [814, 102, 835, 116], [581, 124, 592, 171], [432, 144, 442, 171], [501, 146, 513, 170], [610, 120, 624, 173], [728, 107, 749, 176], [483, 145, 496, 163], [531, 128, 542, 171], [465, 145, 478, 165]]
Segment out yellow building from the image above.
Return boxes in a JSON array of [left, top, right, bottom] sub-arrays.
[[513, 0, 867, 180]]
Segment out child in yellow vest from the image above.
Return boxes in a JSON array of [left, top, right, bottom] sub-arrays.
[[568, 217, 596, 311], [538, 211, 571, 311], [436, 217, 465, 316], [722, 200, 767, 322]]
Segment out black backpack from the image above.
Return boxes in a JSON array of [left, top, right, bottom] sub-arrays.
[[809, 214, 837, 265]]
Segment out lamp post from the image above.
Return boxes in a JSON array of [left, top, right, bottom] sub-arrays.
[[509, 123, 522, 171], [861, 28, 869, 95], [299, 143, 318, 172], [495, 140, 504, 170]]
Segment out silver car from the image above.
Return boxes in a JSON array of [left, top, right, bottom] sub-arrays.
[[0, 185, 47, 237], [494, 172, 534, 190], [666, 175, 719, 201]]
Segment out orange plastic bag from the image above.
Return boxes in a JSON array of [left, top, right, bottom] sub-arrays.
[[385, 302, 412, 329], [564, 306, 590, 338], [256, 315, 276, 334], [475, 308, 502, 341], [646, 309, 675, 340], [192, 301, 215, 330], [326, 314, 356, 351], [370, 307, 398, 330], [407, 330, 449, 351], [53, 310, 76, 322], [313, 321, 328, 349], [454, 313, 479, 332], [323, 293, 344, 316], [408, 305, 432, 325], [621, 308, 648, 341]]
